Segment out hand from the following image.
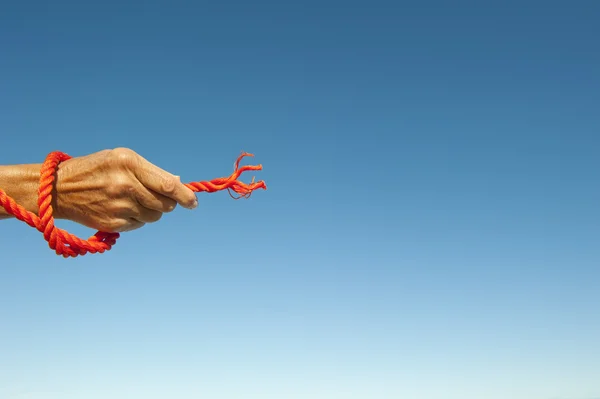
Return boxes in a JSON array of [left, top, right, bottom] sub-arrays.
[[53, 147, 198, 232]]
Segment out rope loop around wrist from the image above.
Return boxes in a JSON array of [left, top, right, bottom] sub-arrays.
[[0, 151, 266, 258]]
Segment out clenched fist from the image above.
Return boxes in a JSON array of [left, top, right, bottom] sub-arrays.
[[0, 148, 198, 232]]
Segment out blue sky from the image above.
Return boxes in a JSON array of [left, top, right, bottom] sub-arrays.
[[1, 1, 599, 398]]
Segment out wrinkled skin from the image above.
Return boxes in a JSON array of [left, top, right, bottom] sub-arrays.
[[49, 147, 198, 232]]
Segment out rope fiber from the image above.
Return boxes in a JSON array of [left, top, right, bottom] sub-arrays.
[[0, 151, 266, 258]]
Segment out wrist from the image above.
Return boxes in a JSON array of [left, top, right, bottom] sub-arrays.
[[0, 163, 43, 218], [0, 162, 74, 220], [53, 161, 75, 220]]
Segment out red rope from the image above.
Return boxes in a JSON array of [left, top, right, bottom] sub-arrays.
[[0, 151, 266, 258]]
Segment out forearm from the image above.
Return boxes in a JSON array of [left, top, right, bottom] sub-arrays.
[[0, 164, 44, 219]]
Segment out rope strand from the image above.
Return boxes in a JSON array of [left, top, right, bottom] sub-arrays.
[[0, 151, 266, 258]]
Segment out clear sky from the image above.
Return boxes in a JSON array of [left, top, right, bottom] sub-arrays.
[[1, 1, 599, 398]]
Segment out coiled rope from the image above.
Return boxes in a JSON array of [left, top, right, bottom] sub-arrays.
[[0, 151, 266, 258]]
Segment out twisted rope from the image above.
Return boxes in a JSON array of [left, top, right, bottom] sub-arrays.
[[0, 151, 266, 258]]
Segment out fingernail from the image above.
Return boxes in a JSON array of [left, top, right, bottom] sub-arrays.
[[191, 198, 198, 209]]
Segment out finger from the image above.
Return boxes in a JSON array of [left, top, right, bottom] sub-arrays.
[[112, 189, 164, 224], [121, 219, 146, 232], [132, 180, 178, 213], [132, 207, 163, 224], [103, 218, 146, 233], [133, 158, 198, 209]]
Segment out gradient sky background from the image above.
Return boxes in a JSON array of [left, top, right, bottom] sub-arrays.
[[1, 1, 599, 398]]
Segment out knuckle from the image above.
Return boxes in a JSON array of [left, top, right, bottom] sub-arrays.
[[106, 198, 135, 219], [131, 222, 146, 231], [110, 147, 137, 165], [113, 202, 135, 217], [160, 176, 177, 194], [105, 219, 128, 233], [106, 176, 133, 197]]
